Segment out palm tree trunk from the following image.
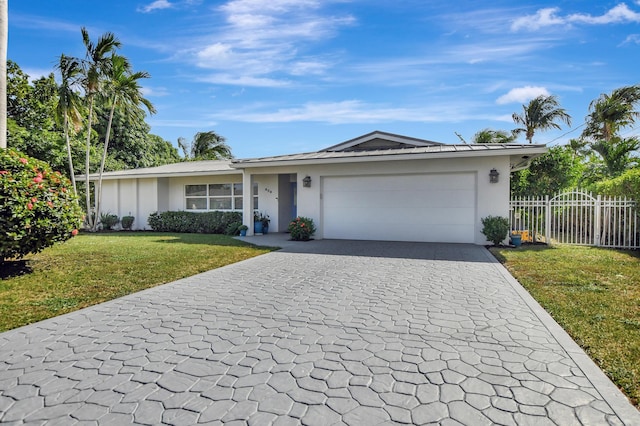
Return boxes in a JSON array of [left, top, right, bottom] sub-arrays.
[[0, 0, 7, 149], [63, 114, 78, 196], [95, 100, 116, 230], [85, 96, 94, 230]]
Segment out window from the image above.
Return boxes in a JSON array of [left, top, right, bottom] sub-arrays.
[[185, 183, 258, 211]]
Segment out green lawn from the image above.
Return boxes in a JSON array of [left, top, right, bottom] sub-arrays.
[[0, 233, 274, 332], [491, 244, 640, 407]]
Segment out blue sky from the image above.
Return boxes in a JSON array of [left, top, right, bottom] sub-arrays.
[[8, 0, 640, 158]]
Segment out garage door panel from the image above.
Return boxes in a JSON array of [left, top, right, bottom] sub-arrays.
[[322, 173, 476, 243]]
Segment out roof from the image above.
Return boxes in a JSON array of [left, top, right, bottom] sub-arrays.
[[232, 143, 547, 170], [321, 130, 444, 152], [80, 131, 548, 180], [80, 160, 237, 180]]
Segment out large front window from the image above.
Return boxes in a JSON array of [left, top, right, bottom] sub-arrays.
[[185, 183, 258, 211]]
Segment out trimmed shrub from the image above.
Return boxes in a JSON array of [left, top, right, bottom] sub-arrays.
[[288, 216, 316, 241], [99, 212, 119, 230], [591, 168, 640, 202], [121, 215, 135, 230], [147, 211, 242, 234], [481, 215, 510, 246], [1, 149, 83, 261], [225, 221, 242, 236]]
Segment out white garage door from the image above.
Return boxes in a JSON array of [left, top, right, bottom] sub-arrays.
[[322, 173, 476, 243]]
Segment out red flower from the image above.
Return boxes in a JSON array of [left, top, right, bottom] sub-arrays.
[[0, 170, 7, 175], [19, 158, 28, 164], [47, 201, 53, 208], [27, 203, 33, 210], [301, 223, 305, 227], [71, 229, 79, 236], [33, 173, 43, 183], [31, 197, 37, 203]]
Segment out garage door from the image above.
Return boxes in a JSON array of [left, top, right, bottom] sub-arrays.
[[322, 173, 476, 243]]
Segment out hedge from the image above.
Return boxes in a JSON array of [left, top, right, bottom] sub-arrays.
[[147, 211, 243, 234]]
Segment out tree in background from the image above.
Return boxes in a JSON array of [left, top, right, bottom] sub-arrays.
[[512, 95, 572, 144], [55, 54, 84, 196], [575, 85, 640, 180], [511, 145, 583, 197], [179, 131, 233, 160], [472, 128, 517, 144], [79, 27, 121, 229]]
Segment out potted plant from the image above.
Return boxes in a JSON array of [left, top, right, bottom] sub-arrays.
[[239, 224, 248, 237], [261, 213, 270, 234]]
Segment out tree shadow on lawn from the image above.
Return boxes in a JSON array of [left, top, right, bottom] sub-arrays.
[[0, 260, 33, 279]]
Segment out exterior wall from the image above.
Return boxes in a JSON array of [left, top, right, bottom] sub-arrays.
[[239, 155, 511, 245], [98, 178, 158, 230]]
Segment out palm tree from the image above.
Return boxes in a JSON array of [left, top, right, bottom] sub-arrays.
[[80, 27, 121, 229], [472, 128, 517, 144], [55, 54, 84, 196], [179, 131, 232, 160], [94, 54, 155, 228], [0, 0, 7, 149], [512, 95, 572, 144], [579, 85, 640, 177], [582, 85, 640, 142]]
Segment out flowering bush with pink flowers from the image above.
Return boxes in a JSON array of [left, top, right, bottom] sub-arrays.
[[288, 216, 316, 241], [0, 149, 83, 261]]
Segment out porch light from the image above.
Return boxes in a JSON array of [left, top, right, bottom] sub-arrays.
[[489, 168, 499, 184], [303, 176, 312, 188]]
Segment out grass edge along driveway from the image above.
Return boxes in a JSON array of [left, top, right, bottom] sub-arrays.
[[491, 244, 640, 408], [0, 232, 274, 332]]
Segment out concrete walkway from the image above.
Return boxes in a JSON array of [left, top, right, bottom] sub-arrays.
[[0, 236, 638, 425]]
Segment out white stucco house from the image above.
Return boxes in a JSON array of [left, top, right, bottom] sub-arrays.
[[86, 131, 546, 245]]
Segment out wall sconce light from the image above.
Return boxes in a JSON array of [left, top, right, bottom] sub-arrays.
[[302, 176, 312, 188], [489, 168, 499, 184]]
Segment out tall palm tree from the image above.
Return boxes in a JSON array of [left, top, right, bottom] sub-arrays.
[[179, 131, 233, 160], [512, 95, 572, 144], [55, 54, 84, 196], [0, 0, 7, 149], [80, 27, 121, 229], [582, 85, 640, 142], [94, 54, 155, 228], [472, 128, 517, 144]]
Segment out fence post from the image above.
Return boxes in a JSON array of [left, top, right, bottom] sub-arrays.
[[594, 194, 601, 247], [545, 195, 550, 244]]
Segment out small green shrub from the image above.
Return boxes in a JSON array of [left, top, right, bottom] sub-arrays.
[[481, 215, 510, 246], [100, 212, 119, 230], [147, 211, 242, 234], [0, 149, 83, 261], [121, 215, 135, 230], [225, 221, 242, 236], [288, 216, 316, 241]]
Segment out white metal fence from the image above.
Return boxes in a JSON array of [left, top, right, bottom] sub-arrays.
[[509, 190, 639, 249]]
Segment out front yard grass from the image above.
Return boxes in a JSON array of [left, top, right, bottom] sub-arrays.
[[0, 232, 274, 332], [491, 244, 640, 407]]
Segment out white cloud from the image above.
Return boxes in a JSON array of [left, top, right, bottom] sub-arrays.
[[138, 0, 173, 13], [186, 0, 354, 85], [197, 74, 291, 88], [141, 86, 170, 97], [568, 3, 640, 24], [511, 3, 640, 31], [621, 34, 640, 44], [210, 100, 501, 125], [496, 86, 550, 104], [511, 8, 565, 32]]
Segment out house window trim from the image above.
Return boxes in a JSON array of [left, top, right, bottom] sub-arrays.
[[185, 183, 258, 211]]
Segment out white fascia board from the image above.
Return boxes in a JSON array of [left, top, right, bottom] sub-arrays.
[[79, 170, 242, 181]]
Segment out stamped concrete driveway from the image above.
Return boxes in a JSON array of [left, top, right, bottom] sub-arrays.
[[0, 238, 638, 425]]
